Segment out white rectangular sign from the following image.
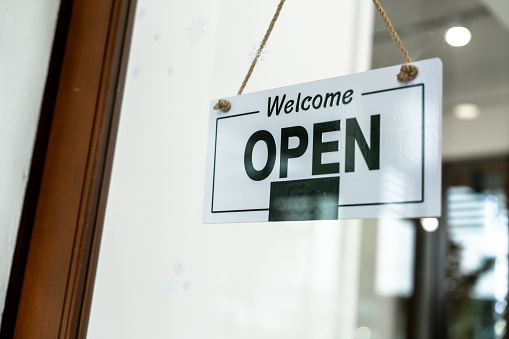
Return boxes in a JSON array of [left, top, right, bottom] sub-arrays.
[[203, 58, 442, 223]]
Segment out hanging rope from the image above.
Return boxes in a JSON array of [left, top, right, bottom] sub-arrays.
[[214, 0, 417, 112], [213, 0, 286, 112], [237, 0, 286, 96], [371, 0, 418, 82]]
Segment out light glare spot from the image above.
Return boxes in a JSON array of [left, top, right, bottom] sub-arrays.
[[355, 326, 372, 339], [445, 27, 471, 47], [453, 103, 480, 120], [420, 218, 439, 232]]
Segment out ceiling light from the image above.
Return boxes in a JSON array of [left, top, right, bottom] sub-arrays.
[[420, 218, 439, 232], [445, 27, 471, 47], [453, 103, 480, 120]]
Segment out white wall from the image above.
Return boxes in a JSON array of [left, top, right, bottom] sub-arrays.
[[88, 0, 374, 337], [0, 0, 60, 322]]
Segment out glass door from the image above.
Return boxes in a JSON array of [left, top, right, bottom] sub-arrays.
[[87, 0, 374, 338], [87, 0, 509, 338]]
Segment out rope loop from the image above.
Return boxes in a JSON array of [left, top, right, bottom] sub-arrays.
[[397, 64, 418, 82], [213, 99, 231, 112], [372, 0, 418, 81], [237, 0, 286, 96]]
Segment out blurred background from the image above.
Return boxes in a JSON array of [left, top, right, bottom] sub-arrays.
[[368, 0, 509, 338]]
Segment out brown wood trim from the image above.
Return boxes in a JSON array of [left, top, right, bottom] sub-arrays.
[[77, 1, 138, 336], [12, 0, 136, 337]]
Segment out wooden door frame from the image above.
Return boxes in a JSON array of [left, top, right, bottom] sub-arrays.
[[0, 0, 137, 337]]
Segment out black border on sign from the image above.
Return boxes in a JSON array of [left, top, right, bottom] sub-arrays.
[[210, 83, 425, 214], [338, 83, 425, 207], [211, 110, 267, 213]]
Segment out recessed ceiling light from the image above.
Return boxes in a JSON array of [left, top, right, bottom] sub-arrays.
[[445, 27, 471, 47], [453, 103, 480, 120]]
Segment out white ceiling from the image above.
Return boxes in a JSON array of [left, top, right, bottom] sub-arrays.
[[371, 0, 509, 159]]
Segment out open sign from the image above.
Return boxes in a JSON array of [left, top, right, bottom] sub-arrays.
[[203, 59, 442, 223], [244, 116, 380, 181]]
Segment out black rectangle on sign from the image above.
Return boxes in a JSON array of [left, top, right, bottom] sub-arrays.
[[269, 177, 340, 222]]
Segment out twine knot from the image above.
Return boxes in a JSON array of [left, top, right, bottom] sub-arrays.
[[397, 64, 418, 82], [213, 99, 231, 112]]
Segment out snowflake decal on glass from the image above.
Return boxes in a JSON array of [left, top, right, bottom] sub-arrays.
[[186, 18, 207, 44], [249, 42, 270, 63]]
